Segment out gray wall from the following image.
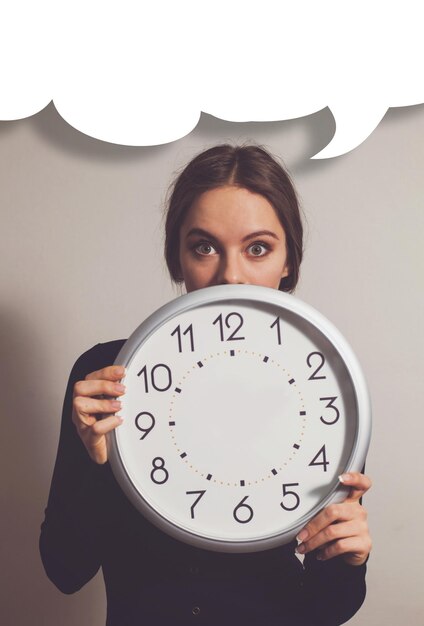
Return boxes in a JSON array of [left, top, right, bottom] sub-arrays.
[[1, 103, 423, 625]]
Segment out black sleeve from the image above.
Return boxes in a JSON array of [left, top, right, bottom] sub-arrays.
[[299, 551, 367, 626], [39, 341, 125, 594], [299, 469, 368, 626]]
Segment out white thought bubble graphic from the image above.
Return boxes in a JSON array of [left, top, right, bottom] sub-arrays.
[[1, 0, 423, 158]]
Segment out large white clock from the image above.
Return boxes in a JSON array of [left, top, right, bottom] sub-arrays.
[[108, 284, 371, 552]]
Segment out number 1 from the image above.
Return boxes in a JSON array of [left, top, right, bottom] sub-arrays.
[[270, 316, 282, 345]]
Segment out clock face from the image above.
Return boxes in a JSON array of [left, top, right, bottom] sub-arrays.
[[108, 285, 371, 552]]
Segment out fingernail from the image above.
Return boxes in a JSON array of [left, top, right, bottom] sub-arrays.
[[296, 530, 308, 542], [115, 384, 126, 393], [117, 416, 124, 424], [339, 473, 351, 483], [111, 400, 122, 409], [296, 543, 305, 554]]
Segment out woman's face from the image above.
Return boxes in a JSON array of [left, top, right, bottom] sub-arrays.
[[178, 185, 289, 293]]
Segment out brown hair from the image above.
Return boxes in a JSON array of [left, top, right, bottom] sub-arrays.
[[164, 144, 303, 292]]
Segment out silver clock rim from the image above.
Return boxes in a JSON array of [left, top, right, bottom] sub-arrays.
[[107, 284, 372, 553]]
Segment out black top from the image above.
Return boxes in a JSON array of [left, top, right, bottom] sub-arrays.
[[40, 341, 367, 626]]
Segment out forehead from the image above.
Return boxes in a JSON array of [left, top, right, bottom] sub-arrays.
[[181, 185, 284, 236]]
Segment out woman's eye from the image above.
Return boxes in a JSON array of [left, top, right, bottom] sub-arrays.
[[247, 243, 268, 257], [194, 242, 216, 256]]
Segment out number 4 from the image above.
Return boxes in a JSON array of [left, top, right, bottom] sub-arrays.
[[308, 445, 329, 472]]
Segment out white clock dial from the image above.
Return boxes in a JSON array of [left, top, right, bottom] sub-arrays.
[[108, 285, 371, 552]]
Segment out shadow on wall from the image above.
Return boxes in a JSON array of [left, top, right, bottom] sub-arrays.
[[26, 101, 167, 165], [0, 307, 105, 624], [5, 101, 338, 173]]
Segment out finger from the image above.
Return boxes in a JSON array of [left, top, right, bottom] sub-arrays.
[[316, 535, 372, 565], [296, 518, 367, 555], [79, 414, 124, 464], [73, 379, 126, 399], [297, 501, 359, 544], [73, 397, 122, 422], [339, 472, 372, 501], [85, 365, 126, 383], [89, 413, 124, 437]]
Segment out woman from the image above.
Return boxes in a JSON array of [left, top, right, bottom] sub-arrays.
[[40, 144, 372, 626]]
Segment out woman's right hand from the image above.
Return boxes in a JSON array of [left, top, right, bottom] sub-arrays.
[[72, 365, 126, 464]]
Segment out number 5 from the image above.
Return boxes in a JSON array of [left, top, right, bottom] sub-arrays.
[[280, 483, 300, 511]]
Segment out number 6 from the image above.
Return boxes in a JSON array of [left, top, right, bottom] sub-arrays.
[[233, 496, 254, 524]]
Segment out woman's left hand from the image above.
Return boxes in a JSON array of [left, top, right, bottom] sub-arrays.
[[295, 472, 372, 566]]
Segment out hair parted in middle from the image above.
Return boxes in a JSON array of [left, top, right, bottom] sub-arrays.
[[164, 144, 303, 292]]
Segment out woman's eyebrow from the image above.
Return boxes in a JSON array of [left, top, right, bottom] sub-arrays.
[[241, 230, 280, 242], [185, 228, 280, 242], [185, 228, 217, 240]]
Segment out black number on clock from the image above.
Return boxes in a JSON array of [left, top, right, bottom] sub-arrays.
[[213, 312, 245, 341], [308, 445, 329, 472], [319, 396, 340, 425], [171, 324, 195, 352], [135, 411, 155, 439], [186, 490, 206, 519], [307, 352, 326, 380], [233, 496, 254, 523], [280, 482, 300, 511], [150, 457, 169, 484], [138, 363, 172, 393], [270, 316, 282, 345]]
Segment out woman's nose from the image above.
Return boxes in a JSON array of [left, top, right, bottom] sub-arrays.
[[218, 254, 246, 285]]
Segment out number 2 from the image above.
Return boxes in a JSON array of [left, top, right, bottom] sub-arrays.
[[307, 352, 326, 380]]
